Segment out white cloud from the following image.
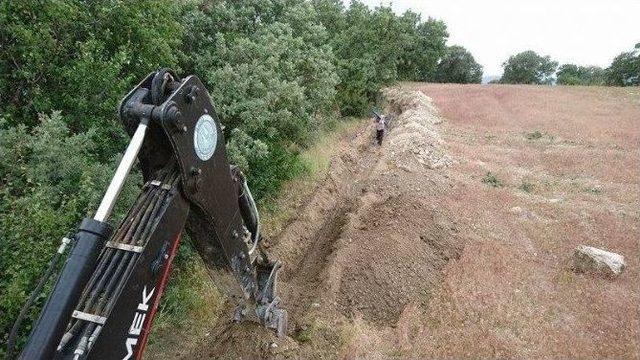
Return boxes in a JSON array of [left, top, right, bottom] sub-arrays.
[[348, 0, 640, 75]]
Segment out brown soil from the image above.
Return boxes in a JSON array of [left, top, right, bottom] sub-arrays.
[[148, 84, 640, 359]]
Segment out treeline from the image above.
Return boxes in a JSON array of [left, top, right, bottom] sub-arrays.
[[0, 0, 482, 353], [497, 45, 640, 86]]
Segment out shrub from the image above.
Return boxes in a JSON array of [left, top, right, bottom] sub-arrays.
[[184, 0, 339, 198], [526, 130, 543, 140], [482, 172, 503, 188], [519, 181, 535, 193], [0, 113, 141, 354]]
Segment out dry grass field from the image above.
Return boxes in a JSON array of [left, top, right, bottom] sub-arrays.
[[408, 83, 640, 359]]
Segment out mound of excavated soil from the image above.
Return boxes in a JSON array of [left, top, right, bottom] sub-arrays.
[[324, 88, 460, 325], [383, 88, 453, 171]]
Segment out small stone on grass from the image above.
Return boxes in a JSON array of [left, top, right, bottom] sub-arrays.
[[573, 245, 625, 278]]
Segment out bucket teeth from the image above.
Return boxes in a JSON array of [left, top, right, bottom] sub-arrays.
[[234, 260, 288, 337]]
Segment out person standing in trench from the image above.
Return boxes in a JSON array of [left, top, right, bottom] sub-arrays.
[[374, 114, 386, 145]]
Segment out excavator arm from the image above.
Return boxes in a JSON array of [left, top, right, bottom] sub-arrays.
[[14, 69, 287, 360]]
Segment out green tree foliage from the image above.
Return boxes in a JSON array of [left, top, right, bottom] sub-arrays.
[[0, 1, 182, 353], [606, 43, 640, 86], [181, 0, 339, 198], [0, 0, 184, 158], [397, 13, 449, 82], [327, 1, 402, 115], [556, 64, 606, 86], [435, 45, 483, 84], [500, 50, 558, 85], [0, 0, 469, 353], [0, 113, 141, 354], [312, 0, 449, 116]]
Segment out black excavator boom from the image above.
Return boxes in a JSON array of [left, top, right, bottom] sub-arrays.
[[13, 69, 287, 360]]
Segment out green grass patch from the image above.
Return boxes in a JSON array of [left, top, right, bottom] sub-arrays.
[[519, 181, 535, 193], [260, 117, 363, 236], [525, 130, 544, 140], [152, 243, 223, 331], [584, 186, 602, 194], [482, 172, 503, 188], [295, 326, 314, 343], [484, 133, 497, 141]]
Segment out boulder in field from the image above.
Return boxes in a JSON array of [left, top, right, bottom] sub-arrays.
[[572, 245, 626, 277]]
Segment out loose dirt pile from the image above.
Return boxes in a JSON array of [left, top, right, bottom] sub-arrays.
[[383, 88, 453, 171], [273, 86, 463, 358]]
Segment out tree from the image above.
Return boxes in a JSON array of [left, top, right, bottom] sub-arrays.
[[0, 0, 184, 157], [397, 14, 448, 82], [556, 64, 606, 86], [314, 1, 451, 115], [500, 50, 558, 85], [606, 43, 640, 86], [184, 0, 339, 197], [314, 0, 407, 116], [310, 0, 347, 38], [435, 45, 483, 84]]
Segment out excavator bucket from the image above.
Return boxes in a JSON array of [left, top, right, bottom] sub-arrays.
[[14, 69, 287, 360]]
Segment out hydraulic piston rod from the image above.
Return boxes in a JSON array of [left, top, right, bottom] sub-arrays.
[[94, 118, 149, 222]]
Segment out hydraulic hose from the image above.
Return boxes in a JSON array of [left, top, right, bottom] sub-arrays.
[[242, 180, 261, 255], [6, 236, 73, 358]]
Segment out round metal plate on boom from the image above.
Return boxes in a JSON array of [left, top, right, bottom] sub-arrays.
[[193, 114, 217, 161]]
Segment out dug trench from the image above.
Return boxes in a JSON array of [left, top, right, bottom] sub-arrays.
[[150, 87, 465, 359]]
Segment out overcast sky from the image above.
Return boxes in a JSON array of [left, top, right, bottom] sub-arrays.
[[352, 0, 640, 76]]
